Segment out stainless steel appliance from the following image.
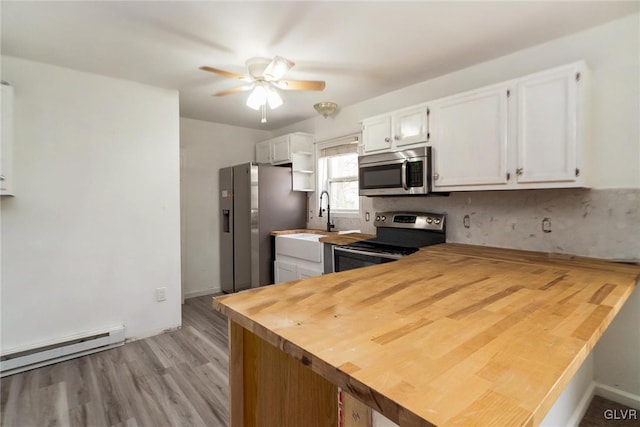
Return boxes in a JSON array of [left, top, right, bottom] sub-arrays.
[[358, 147, 431, 196], [333, 211, 445, 272], [220, 163, 306, 293]]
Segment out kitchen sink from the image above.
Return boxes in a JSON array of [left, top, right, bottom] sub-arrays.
[[275, 233, 324, 262]]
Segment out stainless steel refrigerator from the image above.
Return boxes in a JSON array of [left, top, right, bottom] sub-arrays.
[[220, 163, 307, 293]]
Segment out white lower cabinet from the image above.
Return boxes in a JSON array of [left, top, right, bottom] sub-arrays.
[[274, 260, 299, 284], [298, 266, 323, 280], [274, 259, 323, 283]]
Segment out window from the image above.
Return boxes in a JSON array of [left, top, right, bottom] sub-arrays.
[[317, 135, 360, 214]]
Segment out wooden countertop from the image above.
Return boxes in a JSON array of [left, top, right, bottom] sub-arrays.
[[270, 229, 331, 236], [318, 232, 375, 245], [270, 229, 374, 245], [214, 243, 640, 426]]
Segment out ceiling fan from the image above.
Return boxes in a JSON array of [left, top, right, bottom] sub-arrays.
[[200, 56, 326, 123]]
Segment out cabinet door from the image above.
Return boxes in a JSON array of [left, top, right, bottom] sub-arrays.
[[298, 267, 322, 280], [271, 135, 291, 164], [516, 64, 580, 184], [393, 105, 429, 147], [362, 116, 392, 153], [431, 85, 510, 189], [274, 260, 298, 284], [1, 84, 14, 196], [255, 140, 272, 164]]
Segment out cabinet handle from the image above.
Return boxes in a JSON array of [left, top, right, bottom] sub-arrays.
[[516, 168, 523, 176], [506, 172, 511, 181], [394, 135, 400, 141], [384, 137, 390, 143], [434, 173, 440, 181], [0, 175, 4, 181]]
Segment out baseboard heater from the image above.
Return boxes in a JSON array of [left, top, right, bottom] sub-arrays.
[[0, 325, 125, 377]]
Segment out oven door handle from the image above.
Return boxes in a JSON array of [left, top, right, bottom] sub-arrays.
[[334, 247, 404, 260], [401, 160, 408, 190]]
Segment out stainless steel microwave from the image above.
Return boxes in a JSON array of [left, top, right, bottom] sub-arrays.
[[358, 147, 431, 196]]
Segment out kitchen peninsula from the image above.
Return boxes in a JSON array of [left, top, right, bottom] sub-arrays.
[[213, 244, 640, 426]]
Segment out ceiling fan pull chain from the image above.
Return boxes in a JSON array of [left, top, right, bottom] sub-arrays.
[[261, 103, 267, 123]]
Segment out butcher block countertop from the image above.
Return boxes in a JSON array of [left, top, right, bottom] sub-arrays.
[[270, 229, 375, 245], [318, 232, 375, 245], [213, 243, 640, 426], [270, 229, 331, 236]]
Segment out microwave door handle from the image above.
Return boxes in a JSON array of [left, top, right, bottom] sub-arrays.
[[401, 160, 409, 190]]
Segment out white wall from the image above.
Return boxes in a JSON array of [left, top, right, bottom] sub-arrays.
[[0, 56, 181, 351], [276, 12, 640, 415], [180, 117, 270, 298]]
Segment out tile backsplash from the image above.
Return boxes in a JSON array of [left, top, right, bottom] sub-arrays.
[[308, 188, 640, 261]]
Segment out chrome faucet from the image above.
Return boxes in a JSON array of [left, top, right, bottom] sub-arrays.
[[318, 190, 335, 232]]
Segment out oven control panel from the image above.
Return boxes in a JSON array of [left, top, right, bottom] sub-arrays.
[[374, 211, 445, 231]]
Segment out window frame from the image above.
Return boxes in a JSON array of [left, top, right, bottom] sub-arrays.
[[316, 134, 361, 218]]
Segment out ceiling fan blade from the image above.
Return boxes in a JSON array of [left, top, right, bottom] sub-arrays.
[[263, 56, 295, 81], [213, 86, 252, 97], [276, 80, 326, 91], [200, 66, 249, 81]]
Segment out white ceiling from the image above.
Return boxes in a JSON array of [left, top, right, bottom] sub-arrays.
[[2, 1, 638, 130]]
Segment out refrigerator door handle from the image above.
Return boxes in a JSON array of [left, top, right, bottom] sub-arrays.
[[222, 209, 230, 233]]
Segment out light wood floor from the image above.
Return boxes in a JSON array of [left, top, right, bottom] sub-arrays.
[[1, 295, 635, 427], [1, 295, 229, 427]]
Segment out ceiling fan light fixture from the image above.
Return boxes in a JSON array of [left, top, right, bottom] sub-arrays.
[[314, 102, 338, 118], [267, 87, 283, 109], [246, 84, 267, 110]]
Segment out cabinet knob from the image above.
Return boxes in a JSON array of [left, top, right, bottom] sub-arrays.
[[516, 168, 523, 176], [384, 137, 390, 143], [434, 173, 440, 181], [394, 135, 400, 141], [0, 175, 4, 181]]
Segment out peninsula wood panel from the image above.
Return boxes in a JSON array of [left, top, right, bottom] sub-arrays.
[[229, 322, 337, 427], [215, 244, 639, 426]]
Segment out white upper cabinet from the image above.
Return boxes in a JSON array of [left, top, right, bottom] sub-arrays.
[[362, 105, 429, 153], [431, 83, 510, 190], [393, 105, 430, 147], [254, 132, 315, 191], [516, 62, 583, 186], [362, 115, 392, 153], [255, 140, 272, 164], [430, 61, 587, 191], [271, 135, 292, 165], [1, 83, 14, 196]]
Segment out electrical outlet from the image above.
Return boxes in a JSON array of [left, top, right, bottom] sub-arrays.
[[365, 212, 370, 222], [542, 218, 552, 233], [156, 287, 167, 302], [463, 215, 471, 229]]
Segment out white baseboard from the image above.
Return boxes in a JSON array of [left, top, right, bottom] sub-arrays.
[[124, 325, 181, 343], [566, 382, 597, 427], [183, 288, 220, 300], [594, 382, 640, 411]]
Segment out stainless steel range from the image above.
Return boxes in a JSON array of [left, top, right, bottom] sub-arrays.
[[333, 211, 446, 272]]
